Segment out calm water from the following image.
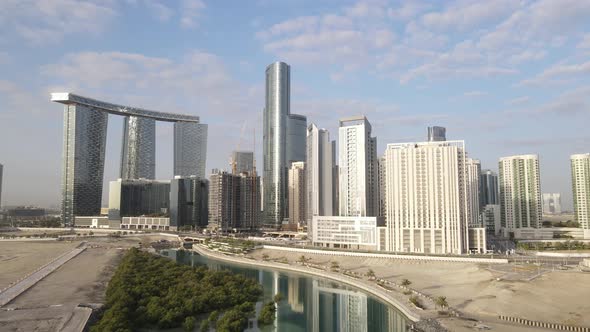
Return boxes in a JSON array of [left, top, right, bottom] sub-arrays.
[[159, 250, 410, 332]]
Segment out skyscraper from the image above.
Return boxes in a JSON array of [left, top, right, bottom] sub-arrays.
[[466, 158, 481, 227], [239, 172, 261, 230], [427, 126, 446, 142], [263, 62, 307, 228], [338, 116, 378, 217], [499, 155, 542, 232], [108, 178, 171, 221], [120, 116, 156, 179], [0, 163, 3, 209], [170, 176, 209, 229], [571, 154, 590, 237], [288, 161, 306, 228], [208, 169, 240, 231], [384, 140, 471, 254], [174, 122, 208, 178], [232, 151, 254, 174], [542, 193, 562, 215], [306, 124, 333, 232], [480, 169, 499, 207]]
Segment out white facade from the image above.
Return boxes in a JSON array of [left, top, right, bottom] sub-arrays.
[[482, 204, 501, 235], [288, 161, 306, 226], [121, 216, 172, 230], [466, 158, 481, 227], [571, 154, 590, 237], [338, 116, 378, 217], [384, 140, 470, 254], [542, 193, 562, 215], [306, 124, 333, 236], [312, 216, 384, 251], [499, 155, 542, 233]]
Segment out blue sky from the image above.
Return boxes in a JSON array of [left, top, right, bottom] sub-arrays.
[[0, 0, 589, 209]]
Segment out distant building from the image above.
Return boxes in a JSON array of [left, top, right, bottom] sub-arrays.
[[121, 216, 171, 231], [306, 124, 333, 236], [482, 204, 501, 235], [378, 156, 386, 217], [263, 62, 307, 228], [384, 140, 476, 254], [170, 176, 209, 230], [480, 169, 499, 207], [571, 154, 590, 238], [239, 172, 261, 230], [7, 207, 46, 220], [208, 170, 240, 231], [332, 140, 339, 216], [288, 162, 306, 228], [120, 116, 155, 180], [108, 179, 170, 222], [312, 216, 385, 251], [338, 116, 378, 217], [232, 151, 254, 174], [542, 193, 562, 215], [466, 158, 481, 227], [499, 155, 542, 234], [173, 122, 208, 178], [0, 163, 3, 209], [427, 126, 446, 142]]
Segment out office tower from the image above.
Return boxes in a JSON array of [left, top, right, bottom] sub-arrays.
[[174, 122, 208, 178], [0, 163, 3, 209], [120, 116, 156, 179], [427, 126, 446, 142], [378, 156, 386, 217], [288, 161, 306, 227], [52, 93, 205, 227], [338, 116, 378, 217], [108, 179, 171, 221], [239, 172, 261, 230], [466, 158, 481, 226], [571, 154, 590, 234], [208, 170, 240, 231], [231, 151, 254, 174], [332, 141, 339, 216], [170, 176, 209, 229], [384, 140, 470, 254], [60, 103, 108, 226], [499, 155, 542, 231], [542, 193, 562, 215], [482, 204, 501, 235], [306, 124, 333, 234], [263, 62, 307, 228], [480, 169, 499, 207]]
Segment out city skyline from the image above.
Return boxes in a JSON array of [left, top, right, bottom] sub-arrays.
[[0, 0, 589, 209]]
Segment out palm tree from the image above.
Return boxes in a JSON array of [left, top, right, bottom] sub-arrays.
[[298, 255, 307, 264], [330, 261, 340, 271], [262, 253, 269, 261], [401, 278, 411, 286], [435, 296, 448, 310], [365, 269, 376, 279]]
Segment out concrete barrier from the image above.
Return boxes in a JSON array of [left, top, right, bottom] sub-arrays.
[[536, 252, 590, 258], [262, 245, 509, 264], [498, 315, 590, 331]]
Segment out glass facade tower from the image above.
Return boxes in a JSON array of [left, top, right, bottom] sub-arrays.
[[263, 62, 307, 228], [120, 116, 156, 179], [174, 122, 208, 179]]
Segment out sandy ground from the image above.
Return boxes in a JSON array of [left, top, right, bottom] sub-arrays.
[[253, 249, 590, 330], [0, 240, 80, 289]]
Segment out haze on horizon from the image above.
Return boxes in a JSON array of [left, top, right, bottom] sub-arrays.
[[0, 0, 588, 210]]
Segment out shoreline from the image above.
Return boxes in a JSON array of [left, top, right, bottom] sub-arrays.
[[192, 245, 423, 323]]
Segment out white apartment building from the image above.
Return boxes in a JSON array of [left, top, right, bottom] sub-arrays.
[[571, 154, 590, 238], [288, 161, 306, 227], [306, 124, 334, 237], [466, 158, 481, 226], [338, 116, 378, 217], [499, 155, 542, 235], [384, 140, 473, 254], [312, 215, 385, 251], [542, 193, 562, 215]]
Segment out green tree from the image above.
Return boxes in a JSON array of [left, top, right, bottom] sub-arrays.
[[297, 255, 307, 264], [435, 296, 448, 310], [401, 279, 411, 286], [216, 308, 249, 332], [273, 293, 283, 303], [183, 316, 196, 331], [258, 302, 276, 325], [330, 261, 340, 271], [365, 269, 376, 279], [262, 253, 270, 261]]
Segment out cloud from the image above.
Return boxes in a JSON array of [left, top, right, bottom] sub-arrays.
[[506, 96, 530, 106], [180, 0, 206, 28], [577, 33, 590, 49], [421, 0, 519, 31], [145, 0, 174, 22], [518, 60, 590, 86], [463, 91, 488, 98]]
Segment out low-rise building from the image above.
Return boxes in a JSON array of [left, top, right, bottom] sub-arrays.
[[121, 216, 171, 231], [312, 216, 385, 251], [74, 216, 118, 228]]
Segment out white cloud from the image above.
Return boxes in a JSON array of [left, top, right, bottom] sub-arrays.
[[180, 0, 206, 28], [577, 33, 590, 49], [519, 60, 590, 86], [463, 91, 488, 98], [506, 96, 530, 106], [421, 0, 519, 31], [145, 0, 174, 22]]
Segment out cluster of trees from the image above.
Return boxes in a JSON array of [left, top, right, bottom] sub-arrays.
[[90, 248, 263, 332], [518, 240, 590, 251]]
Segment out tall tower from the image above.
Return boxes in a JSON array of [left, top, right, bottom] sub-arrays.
[[499, 155, 542, 231], [571, 154, 590, 237], [231, 151, 254, 174], [263, 62, 306, 228], [288, 161, 306, 228], [306, 124, 333, 231], [0, 163, 3, 210], [338, 116, 378, 217], [427, 126, 446, 142], [173, 122, 208, 178], [120, 116, 156, 179], [480, 169, 499, 207]]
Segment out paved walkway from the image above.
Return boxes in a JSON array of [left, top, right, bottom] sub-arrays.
[[0, 246, 86, 307]]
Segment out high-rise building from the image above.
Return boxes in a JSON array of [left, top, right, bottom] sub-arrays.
[[466, 158, 481, 227], [288, 161, 306, 227], [0, 163, 3, 210], [480, 169, 499, 207], [170, 176, 209, 229], [384, 140, 472, 254], [332, 141, 339, 216], [232, 151, 254, 174], [120, 116, 156, 179], [482, 204, 501, 235], [108, 178, 171, 221], [52, 93, 206, 227], [174, 122, 208, 178], [427, 126, 446, 142], [338, 116, 378, 217], [239, 172, 261, 230], [306, 124, 333, 234], [499, 155, 542, 232], [378, 156, 386, 217], [542, 193, 562, 215], [208, 170, 240, 231], [571, 154, 590, 235], [263, 62, 307, 228]]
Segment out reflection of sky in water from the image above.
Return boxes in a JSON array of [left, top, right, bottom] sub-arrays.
[[160, 250, 409, 332]]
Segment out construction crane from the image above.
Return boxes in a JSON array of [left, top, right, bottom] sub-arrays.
[[230, 121, 248, 174]]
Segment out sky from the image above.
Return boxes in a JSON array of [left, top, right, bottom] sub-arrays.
[[0, 0, 589, 210]]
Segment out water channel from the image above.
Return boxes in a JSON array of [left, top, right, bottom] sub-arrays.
[[159, 249, 410, 332]]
